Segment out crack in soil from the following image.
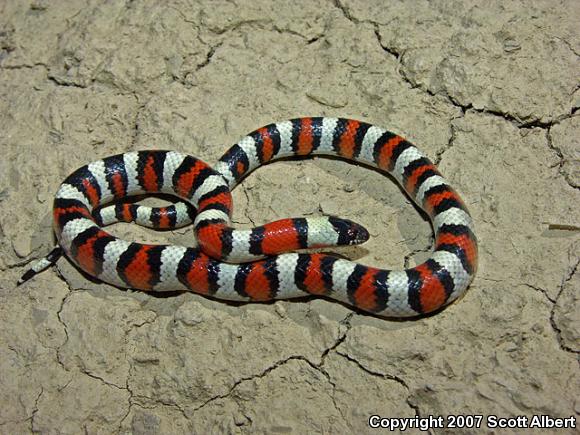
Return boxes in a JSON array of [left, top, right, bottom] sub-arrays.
[[191, 354, 323, 412], [372, 24, 579, 193], [331, 0, 357, 23], [317, 313, 354, 424], [54, 275, 72, 372], [195, 42, 222, 72], [82, 370, 127, 391], [434, 120, 458, 166], [191, 312, 354, 426], [239, 185, 257, 226], [370, 20, 579, 134], [546, 126, 580, 192], [0, 62, 47, 70], [523, 283, 556, 304], [29, 387, 43, 434], [335, 350, 423, 420], [549, 257, 580, 356]]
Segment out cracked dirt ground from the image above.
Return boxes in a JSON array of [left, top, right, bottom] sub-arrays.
[[1, 0, 579, 434]]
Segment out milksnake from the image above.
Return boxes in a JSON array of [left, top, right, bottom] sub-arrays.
[[20, 117, 478, 317]]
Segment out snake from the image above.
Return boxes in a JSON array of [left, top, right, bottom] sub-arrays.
[[19, 117, 478, 318]]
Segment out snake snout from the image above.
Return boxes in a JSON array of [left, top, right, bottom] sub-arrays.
[[348, 222, 370, 245]]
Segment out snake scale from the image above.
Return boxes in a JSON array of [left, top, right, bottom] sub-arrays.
[[20, 117, 478, 318]]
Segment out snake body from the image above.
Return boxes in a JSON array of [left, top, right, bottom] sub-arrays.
[[22, 117, 477, 317]]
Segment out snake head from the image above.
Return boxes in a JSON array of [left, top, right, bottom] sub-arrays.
[[328, 216, 370, 246]]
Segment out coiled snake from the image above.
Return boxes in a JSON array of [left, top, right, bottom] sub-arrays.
[[20, 117, 478, 317]]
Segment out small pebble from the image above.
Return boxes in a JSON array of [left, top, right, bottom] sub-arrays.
[[503, 39, 521, 52]]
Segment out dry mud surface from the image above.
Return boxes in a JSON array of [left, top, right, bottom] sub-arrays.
[[1, 1, 579, 434]]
